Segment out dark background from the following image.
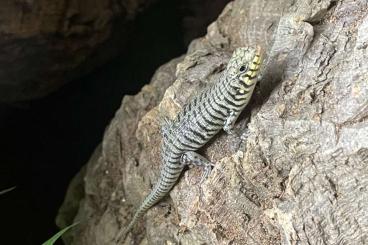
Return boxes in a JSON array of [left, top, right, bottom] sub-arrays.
[[0, 0, 230, 244]]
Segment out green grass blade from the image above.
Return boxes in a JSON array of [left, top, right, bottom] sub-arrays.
[[41, 222, 79, 245], [0, 186, 16, 195]]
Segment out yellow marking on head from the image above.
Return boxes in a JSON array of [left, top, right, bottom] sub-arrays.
[[250, 63, 257, 70], [243, 77, 252, 86], [253, 46, 262, 66]]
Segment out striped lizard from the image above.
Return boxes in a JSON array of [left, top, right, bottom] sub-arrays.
[[116, 46, 262, 242]]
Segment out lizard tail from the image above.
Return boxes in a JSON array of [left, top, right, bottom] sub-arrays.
[[115, 169, 182, 243]]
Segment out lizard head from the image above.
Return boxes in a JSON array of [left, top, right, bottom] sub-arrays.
[[225, 46, 262, 95]]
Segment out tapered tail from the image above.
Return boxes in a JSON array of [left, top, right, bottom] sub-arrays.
[[115, 166, 182, 243]]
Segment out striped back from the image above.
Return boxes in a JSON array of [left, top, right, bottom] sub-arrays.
[[164, 47, 262, 155]]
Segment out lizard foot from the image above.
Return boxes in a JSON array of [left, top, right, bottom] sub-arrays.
[[180, 151, 215, 183]]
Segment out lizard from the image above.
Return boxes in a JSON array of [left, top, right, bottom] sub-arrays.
[[116, 46, 262, 243]]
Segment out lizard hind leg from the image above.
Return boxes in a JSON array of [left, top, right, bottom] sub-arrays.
[[180, 151, 215, 183]]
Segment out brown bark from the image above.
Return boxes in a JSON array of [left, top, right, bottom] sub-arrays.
[[58, 0, 368, 244]]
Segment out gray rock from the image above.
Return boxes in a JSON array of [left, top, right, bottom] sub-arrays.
[[0, 0, 157, 102], [57, 0, 368, 244]]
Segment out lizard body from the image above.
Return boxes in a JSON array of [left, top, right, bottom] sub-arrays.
[[117, 47, 262, 242]]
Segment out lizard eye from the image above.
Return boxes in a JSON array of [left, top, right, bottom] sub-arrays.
[[239, 65, 247, 72]]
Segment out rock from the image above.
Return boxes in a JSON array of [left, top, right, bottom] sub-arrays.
[[57, 0, 368, 244], [0, 0, 157, 102]]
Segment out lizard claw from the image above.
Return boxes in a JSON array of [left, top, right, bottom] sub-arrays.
[[199, 162, 216, 183]]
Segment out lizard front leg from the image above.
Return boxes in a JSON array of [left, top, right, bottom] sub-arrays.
[[180, 151, 215, 182], [224, 110, 251, 143], [223, 110, 238, 135]]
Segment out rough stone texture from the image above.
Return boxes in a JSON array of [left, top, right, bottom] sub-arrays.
[[0, 0, 156, 102], [57, 0, 368, 244]]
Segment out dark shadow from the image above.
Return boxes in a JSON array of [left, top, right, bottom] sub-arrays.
[[0, 0, 232, 244], [0, 0, 185, 244]]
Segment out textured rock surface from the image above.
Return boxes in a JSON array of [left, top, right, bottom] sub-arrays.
[[0, 0, 156, 102], [57, 0, 368, 244]]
